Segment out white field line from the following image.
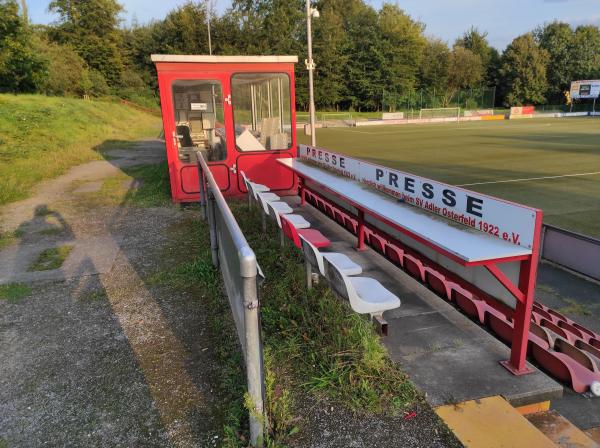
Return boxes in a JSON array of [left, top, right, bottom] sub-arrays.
[[327, 122, 555, 134], [458, 171, 600, 187]]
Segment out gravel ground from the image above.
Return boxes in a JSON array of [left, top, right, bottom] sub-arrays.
[[0, 203, 227, 448]]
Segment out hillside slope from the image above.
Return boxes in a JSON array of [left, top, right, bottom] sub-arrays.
[[0, 95, 161, 205]]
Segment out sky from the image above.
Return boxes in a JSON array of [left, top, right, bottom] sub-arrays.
[[27, 0, 600, 50]]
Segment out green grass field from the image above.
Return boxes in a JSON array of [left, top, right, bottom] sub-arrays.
[[299, 117, 600, 238]]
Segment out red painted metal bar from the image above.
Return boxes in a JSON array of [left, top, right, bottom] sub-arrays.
[[484, 263, 525, 303], [502, 211, 543, 374], [357, 210, 366, 251]]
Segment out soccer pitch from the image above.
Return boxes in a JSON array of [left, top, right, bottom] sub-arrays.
[[298, 117, 600, 238]]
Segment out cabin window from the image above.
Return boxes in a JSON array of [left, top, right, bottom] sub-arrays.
[[231, 73, 292, 152], [172, 79, 226, 162]]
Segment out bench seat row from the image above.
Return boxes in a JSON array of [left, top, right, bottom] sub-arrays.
[[303, 187, 600, 396], [240, 172, 401, 325]]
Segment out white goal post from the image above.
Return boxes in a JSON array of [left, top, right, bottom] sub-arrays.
[[321, 113, 354, 127], [419, 107, 461, 121]]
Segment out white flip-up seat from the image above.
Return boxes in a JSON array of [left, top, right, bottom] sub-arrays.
[[324, 258, 400, 316], [300, 235, 362, 279], [267, 202, 310, 229]]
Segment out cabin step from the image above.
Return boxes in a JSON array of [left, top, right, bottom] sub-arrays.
[[526, 410, 600, 448], [435, 396, 557, 447], [585, 428, 600, 444]]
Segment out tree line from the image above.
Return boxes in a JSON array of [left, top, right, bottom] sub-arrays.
[[1, 0, 599, 110]]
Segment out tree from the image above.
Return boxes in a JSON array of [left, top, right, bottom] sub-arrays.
[[448, 46, 483, 90], [0, 0, 46, 92], [571, 25, 600, 81], [499, 33, 549, 105], [48, 0, 124, 86], [35, 38, 88, 96], [420, 38, 450, 91], [535, 22, 574, 103], [376, 4, 425, 102], [455, 27, 500, 86]]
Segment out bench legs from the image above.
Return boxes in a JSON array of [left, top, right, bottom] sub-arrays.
[[280, 228, 285, 248], [372, 314, 389, 337]]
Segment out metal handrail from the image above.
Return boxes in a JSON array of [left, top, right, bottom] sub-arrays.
[[196, 151, 264, 447]]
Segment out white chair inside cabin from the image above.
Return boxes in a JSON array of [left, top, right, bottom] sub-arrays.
[[324, 257, 400, 319], [300, 235, 362, 288]]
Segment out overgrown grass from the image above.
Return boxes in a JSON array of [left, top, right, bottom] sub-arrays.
[[0, 283, 31, 303], [28, 245, 73, 271], [151, 201, 419, 446], [0, 94, 161, 205]]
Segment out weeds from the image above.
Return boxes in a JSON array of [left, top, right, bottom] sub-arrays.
[[151, 200, 419, 446], [28, 245, 73, 271], [559, 298, 594, 316], [0, 283, 31, 303]]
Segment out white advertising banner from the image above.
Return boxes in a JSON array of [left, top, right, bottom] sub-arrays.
[[570, 80, 600, 100], [299, 145, 539, 250]]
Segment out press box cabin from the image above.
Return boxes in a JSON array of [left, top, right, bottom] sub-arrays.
[[152, 55, 299, 202]]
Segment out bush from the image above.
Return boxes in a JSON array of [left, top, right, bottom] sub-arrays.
[[35, 39, 88, 97], [0, 1, 47, 93]]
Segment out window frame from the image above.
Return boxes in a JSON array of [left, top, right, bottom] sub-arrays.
[[230, 72, 293, 154]]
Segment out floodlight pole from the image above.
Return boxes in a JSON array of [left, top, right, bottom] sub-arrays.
[[306, 0, 317, 146], [206, 0, 212, 55]]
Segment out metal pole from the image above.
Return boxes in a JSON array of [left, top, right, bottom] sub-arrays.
[[198, 160, 207, 220], [206, 0, 212, 55], [243, 275, 265, 447], [306, 0, 317, 146], [207, 191, 219, 267]]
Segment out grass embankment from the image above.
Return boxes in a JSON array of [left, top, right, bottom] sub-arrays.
[[0, 94, 161, 206], [152, 201, 425, 446]]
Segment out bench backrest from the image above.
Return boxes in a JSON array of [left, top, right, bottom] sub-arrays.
[[323, 258, 351, 302], [240, 171, 251, 192], [300, 235, 324, 274], [280, 215, 300, 247], [266, 201, 282, 228], [256, 192, 271, 214]]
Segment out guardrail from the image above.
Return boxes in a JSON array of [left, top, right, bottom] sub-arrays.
[[196, 151, 265, 447], [540, 224, 600, 282]]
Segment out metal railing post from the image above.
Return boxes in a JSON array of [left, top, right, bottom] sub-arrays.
[[242, 270, 265, 447], [198, 161, 207, 220], [207, 190, 219, 268]]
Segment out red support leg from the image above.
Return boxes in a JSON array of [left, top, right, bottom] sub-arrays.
[[356, 209, 366, 251], [500, 211, 543, 376]]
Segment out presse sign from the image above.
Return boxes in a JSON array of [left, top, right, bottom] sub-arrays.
[[299, 145, 539, 249]]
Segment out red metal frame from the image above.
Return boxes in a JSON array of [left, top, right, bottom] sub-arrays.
[[289, 165, 544, 376], [154, 58, 298, 202]]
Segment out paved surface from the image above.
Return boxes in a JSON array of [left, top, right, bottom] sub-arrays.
[[536, 263, 600, 430], [284, 196, 562, 408]]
